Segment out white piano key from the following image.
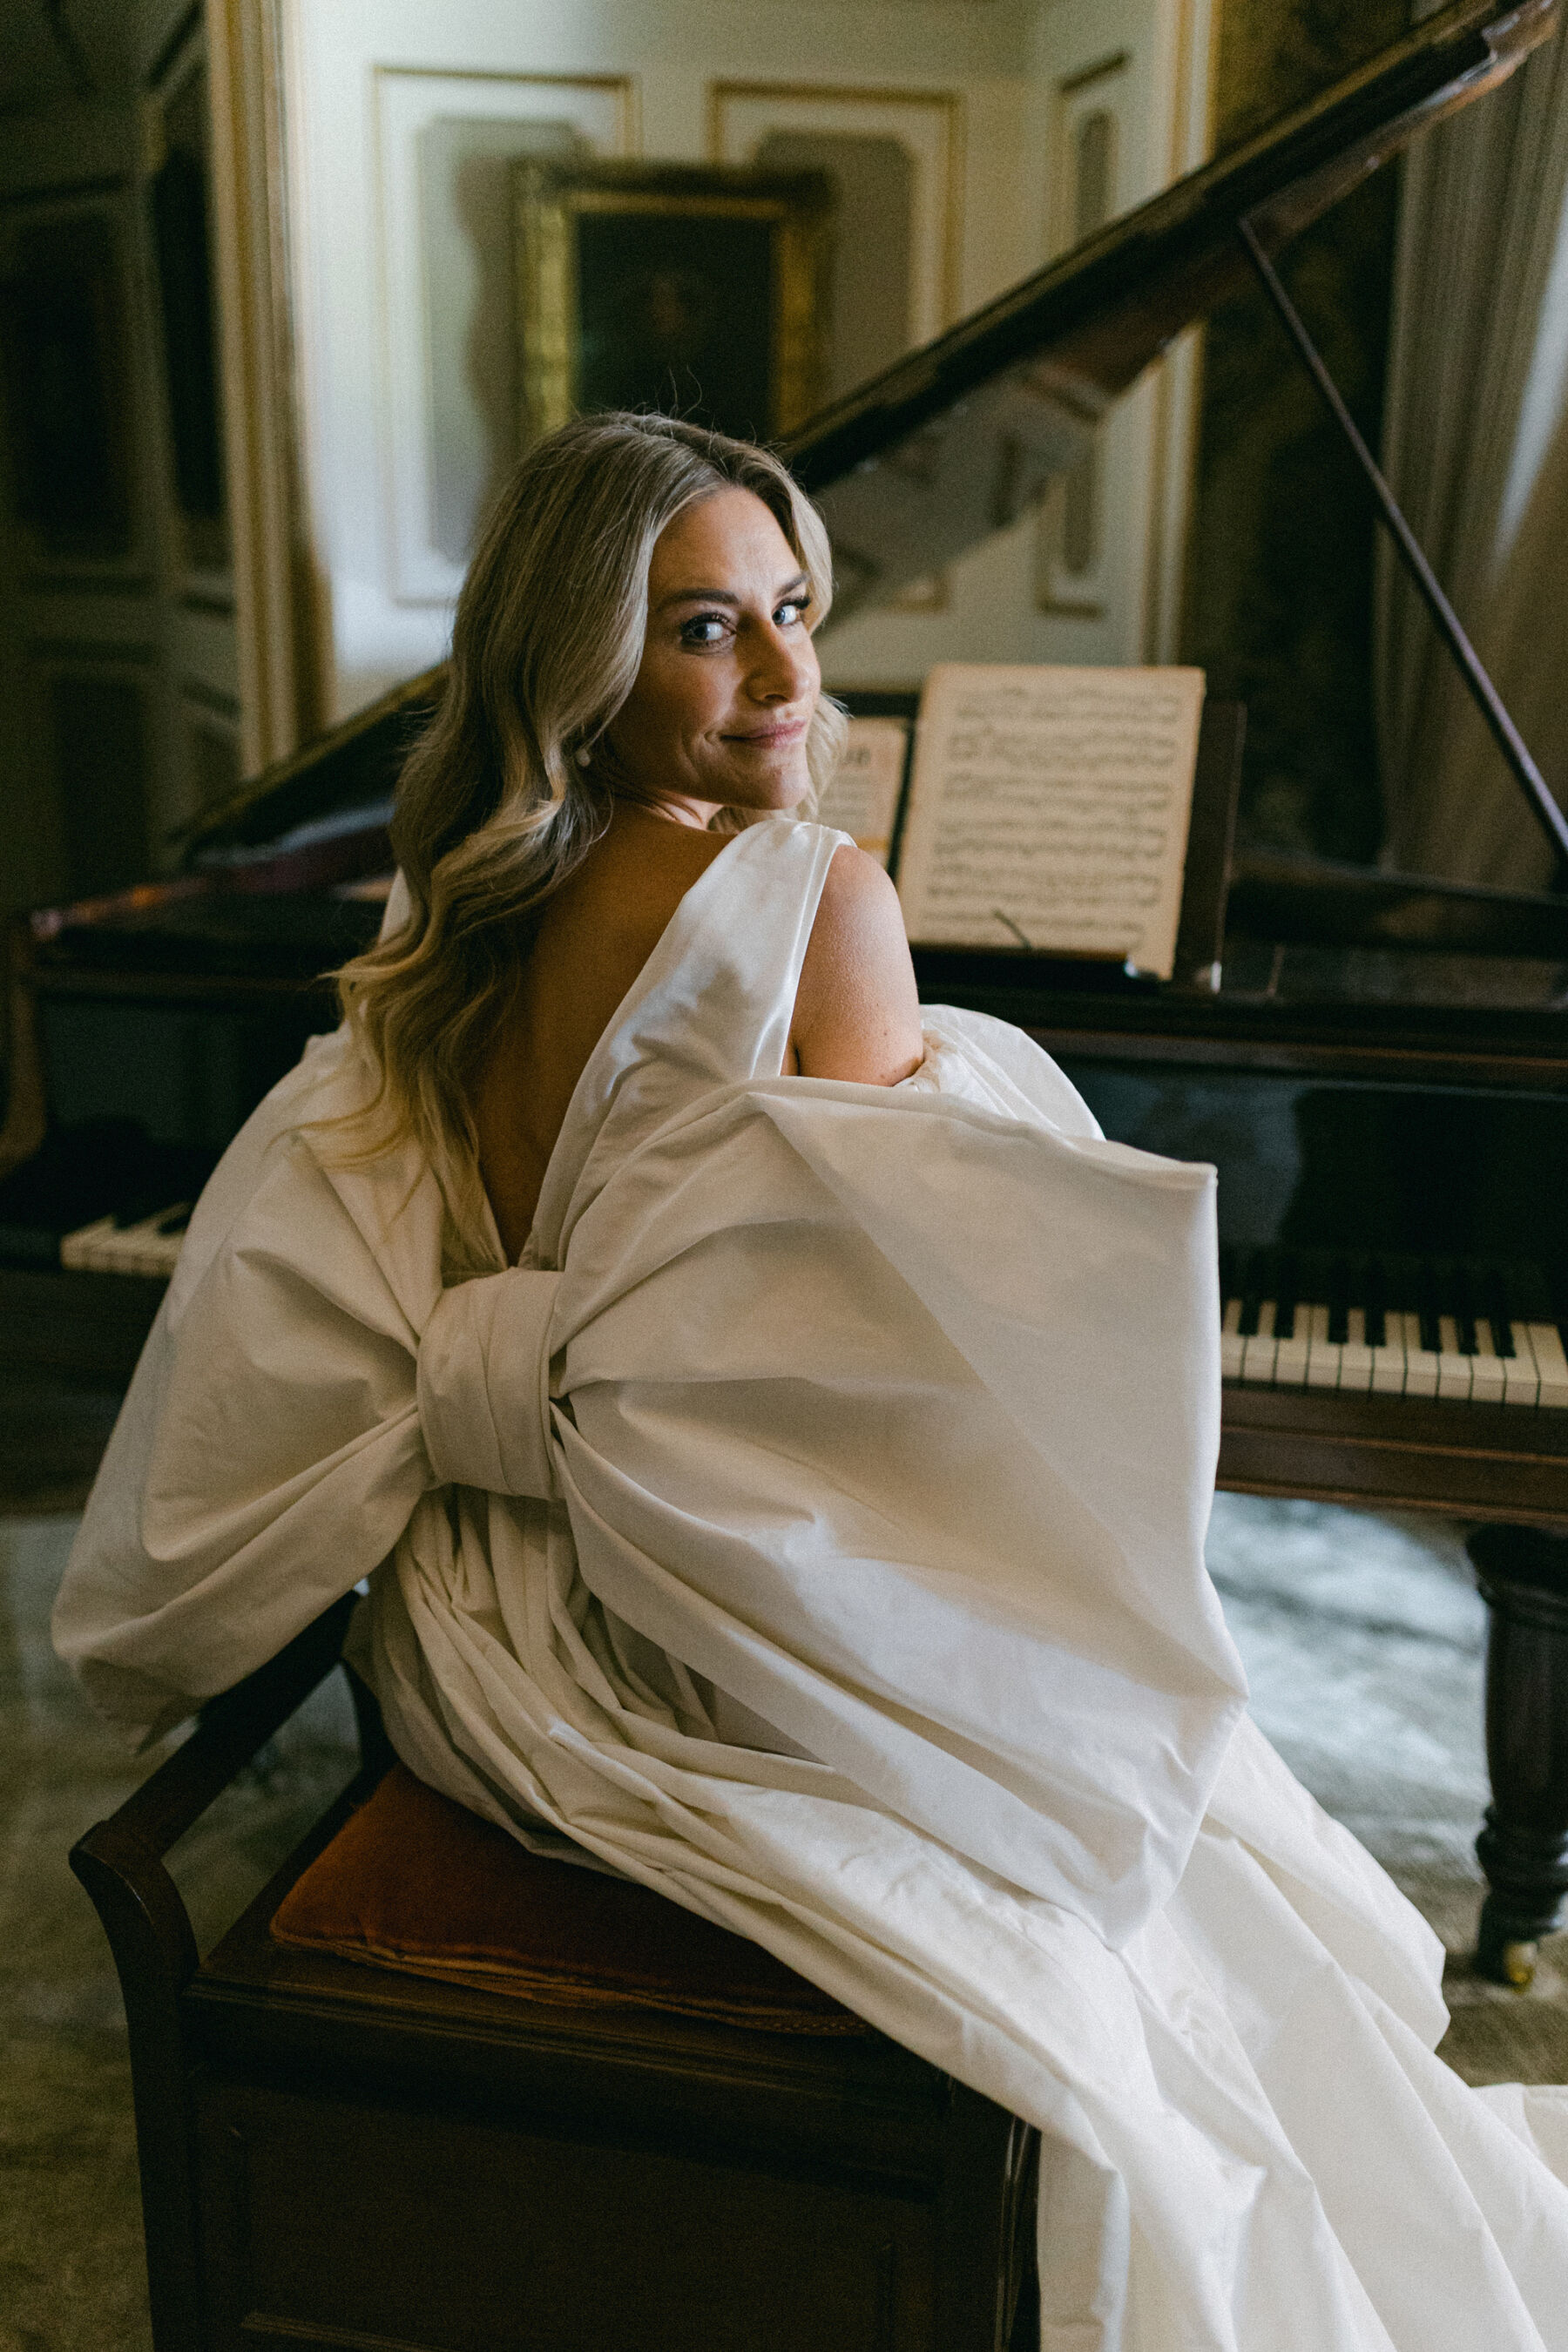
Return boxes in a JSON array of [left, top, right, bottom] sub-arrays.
[[1504, 1323, 1542, 1407], [1240, 1299, 1278, 1385], [1369, 1311, 1409, 1396], [1401, 1310, 1442, 1399], [60, 1223, 99, 1279], [116, 1215, 186, 1276], [1526, 1322, 1568, 1410], [90, 1223, 143, 1274], [1272, 1302, 1311, 1387], [60, 1216, 116, 1271], [1220, 1296, 1244, 1381], [1338, 1307, 1375, 1394], [126, 1231, 174, 1277], [1304, 1302, 1341, 1389], [135, 1206, 187, 1274], [1469, 1320, 1507, 1406], [1436, 1315, 1473, 1402]]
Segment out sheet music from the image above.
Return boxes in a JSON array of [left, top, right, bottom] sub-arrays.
[[896, 663, 1206, 979], [816, 716, 909, 867]]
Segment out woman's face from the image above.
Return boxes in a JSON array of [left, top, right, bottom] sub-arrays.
[[605, 485, 821, 824]]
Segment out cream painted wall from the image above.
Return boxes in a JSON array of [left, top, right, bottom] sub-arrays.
[[1024, 0, 1214, 669], [277, 0, 1207, 720]]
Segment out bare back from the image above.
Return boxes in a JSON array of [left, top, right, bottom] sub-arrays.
[[472, 808, 922, 1260]]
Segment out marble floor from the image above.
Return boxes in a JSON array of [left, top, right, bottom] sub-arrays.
[[1, 1511, 359, 2352], [3, 1491, 1566, 2351], [1206, 1497, 1568, 2088]]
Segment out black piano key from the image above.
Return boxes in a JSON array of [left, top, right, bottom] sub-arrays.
[[1363, 1256, 1387, 1351], [1300, 1247, 1331, 1310], [112, 1189, 173, 1229], [1450, 1257, 1477, 1355], [1516, 1262, 1568, 1367], [1551, 1263, 1568, 1354], [1416, 1260, 1442, 1357], [1483, 1266, 1517, 1358], [1515, 1262, 1552, 1323], [1381, 1254, 1415, 1315], [1219, 1245, 1238, 1304], [1273, 1250, 1299, 1342], [1326, 1255, 1351, 1348]]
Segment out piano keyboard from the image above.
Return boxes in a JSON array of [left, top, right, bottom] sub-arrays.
[[1220, 1248, 1568, 1409], [48, 1217, 1568, 1414], [61, 1203, 191, 1278]]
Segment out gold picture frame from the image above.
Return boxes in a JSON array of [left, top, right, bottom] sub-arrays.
[[514, 159, 833, 450]]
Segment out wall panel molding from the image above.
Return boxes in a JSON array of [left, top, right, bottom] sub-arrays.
[[1035, 48, 1129, 620], [374, 68, 638, 608], [707, 80, 963, 348]]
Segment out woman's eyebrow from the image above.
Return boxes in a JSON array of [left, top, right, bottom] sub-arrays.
[[656, 571, 810, 612]]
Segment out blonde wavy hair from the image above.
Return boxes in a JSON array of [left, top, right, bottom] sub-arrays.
[[328, 411, 844, 1255]]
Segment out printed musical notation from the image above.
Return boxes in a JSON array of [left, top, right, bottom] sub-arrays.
[[895, 664, 1206, 977], [815, 716, 909, 867]]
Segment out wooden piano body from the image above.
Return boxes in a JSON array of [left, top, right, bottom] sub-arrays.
[[5, 0, 1567, 1982]]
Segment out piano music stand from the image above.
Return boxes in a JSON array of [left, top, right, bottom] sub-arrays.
[[1171, 700, 1246, 994]]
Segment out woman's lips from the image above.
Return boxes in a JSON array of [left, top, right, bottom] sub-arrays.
[[725, 717, 808, 747]]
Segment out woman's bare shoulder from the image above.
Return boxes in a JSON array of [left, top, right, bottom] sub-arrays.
[[815, 836, 900, 912], [792, 842, 923, 1085], [811, 840, 914, 966]]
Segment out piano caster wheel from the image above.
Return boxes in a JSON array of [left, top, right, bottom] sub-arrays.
[[1500, 1940, 1538, 1990], [1477, 1897, 1542, 1990]]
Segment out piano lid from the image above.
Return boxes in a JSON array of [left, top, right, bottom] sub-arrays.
[[791, 0, 1555, 618], [182, 0, 1551, 862]]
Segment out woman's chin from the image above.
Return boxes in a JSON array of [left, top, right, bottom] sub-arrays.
[[719, 765, 814, 814]]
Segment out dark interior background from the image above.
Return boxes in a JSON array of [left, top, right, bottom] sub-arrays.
[[1183, 0, 1411, 864]]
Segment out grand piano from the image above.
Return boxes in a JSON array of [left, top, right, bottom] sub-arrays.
[[5, 0, 1567, 1984]]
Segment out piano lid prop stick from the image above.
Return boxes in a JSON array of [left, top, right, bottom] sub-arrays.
[[1237, 216, 1568, 877]]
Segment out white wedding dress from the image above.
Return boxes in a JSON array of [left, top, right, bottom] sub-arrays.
[[56, 814, 1568, 2349]]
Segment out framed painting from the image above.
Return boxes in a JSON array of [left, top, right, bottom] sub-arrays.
[[514, 159, 834, 449]]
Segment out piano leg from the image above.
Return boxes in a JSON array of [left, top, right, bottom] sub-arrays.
[[1468, 1525, 1568, 1988]]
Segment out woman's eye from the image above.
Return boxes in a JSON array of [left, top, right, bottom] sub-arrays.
[[775, 596, 810, 626], [679, 614, 729, 647]]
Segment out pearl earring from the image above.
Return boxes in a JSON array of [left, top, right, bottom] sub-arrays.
[[575, 745, 591, 770]]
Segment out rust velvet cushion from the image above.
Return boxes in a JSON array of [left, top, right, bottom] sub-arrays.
[[270, 1763, 868, 2035]]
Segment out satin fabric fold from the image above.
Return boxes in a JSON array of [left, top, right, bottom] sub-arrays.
[[418, 1267, 562, 1499]]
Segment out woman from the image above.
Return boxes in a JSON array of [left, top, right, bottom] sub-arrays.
[[56, 414, 1568, 2349]]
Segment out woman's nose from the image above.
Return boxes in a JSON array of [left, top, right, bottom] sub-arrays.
[[747, 622, 815, 703]]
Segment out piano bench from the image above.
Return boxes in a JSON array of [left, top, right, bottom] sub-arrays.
[[69, 1600, 1038, 2352]]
